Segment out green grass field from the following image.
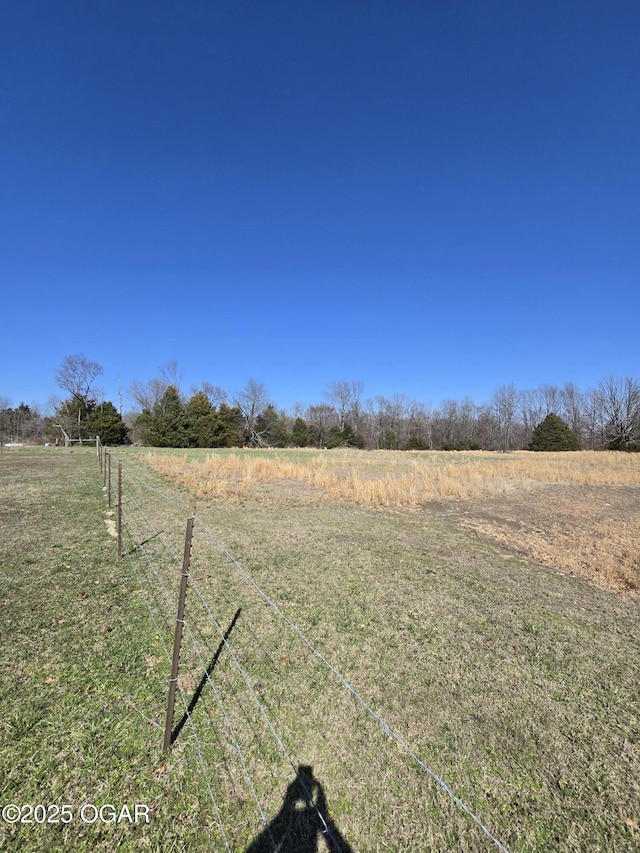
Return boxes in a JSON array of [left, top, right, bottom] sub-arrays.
[[0, 448, 206, 851], [1, 446, 638, 852]]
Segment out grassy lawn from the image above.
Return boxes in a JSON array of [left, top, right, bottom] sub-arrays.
[[0, 448, 207, 852], [1, 446, 638, 852]]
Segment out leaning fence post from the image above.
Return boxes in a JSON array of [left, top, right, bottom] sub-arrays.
[[164, 502, 196, 752], [117, 462, 123, 559]]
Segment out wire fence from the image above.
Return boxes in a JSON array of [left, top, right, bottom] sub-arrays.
[[97, 442, 511, 852]]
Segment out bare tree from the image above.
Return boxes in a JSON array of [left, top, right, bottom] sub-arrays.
[[363, 398, 384, 449], [55, 354, 104, 442], [325, 381, 349, 431], [559, 382, 585, 443], [433, 397, 479, 448], [406, 399, 433, 449], [117, 377, 124, 416], [438, 399, 459, 447], [324, 380, 365, 434], [191, 381, 226, 407], [459, 397, 479, 446], [234, 379, 270, 447], [583, 388, 603, 450], [128, 377, 169, 412], [160, 361, 183, 394], [348, 379, 365, 435], [491, 384, 517, 452], [363, 394, 411, 448], [540, 384, 560, 416], [0, 400, 44, 444], [518, 389, 545, 447], [305, 404, 337, 448], [291, 401, 306, 420], [597, 376, 640, 450], [475, 405, 498, 449], [55, 354, 103, 413]]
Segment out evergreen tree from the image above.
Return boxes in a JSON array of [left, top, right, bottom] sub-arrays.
[[214, 403, 243, 447], [136, 386, 188, 447], [528, 413, 580, 451], [326, 422, 364, 448], [345, 423, 365, 448], [254, 404, 289, 447], [86, 401, 129, 445], [405, 435, 428, 450], [291, 417, 311, 447], [185, 392, 217, 448], [381, 430, 399, 450], [157, 386, 188, 447]]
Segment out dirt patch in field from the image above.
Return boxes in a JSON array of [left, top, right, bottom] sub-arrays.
[[434, 484, 640, 601]]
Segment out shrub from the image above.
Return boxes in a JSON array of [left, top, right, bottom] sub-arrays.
[[528, 413, 581, 451], [405, 435, 428, 451], [381, 430, 399, 450]]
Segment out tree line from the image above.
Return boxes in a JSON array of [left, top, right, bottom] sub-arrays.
[[2, 355, 639, 452]]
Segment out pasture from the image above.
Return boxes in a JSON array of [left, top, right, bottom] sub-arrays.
[[145, 448, 640, 599], [1, 446, 638, 851]]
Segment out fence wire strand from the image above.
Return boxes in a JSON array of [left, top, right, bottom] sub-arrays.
[[193, 515, 510, 852], [109, 449, 511, 853], [187, 576, 346, 852], [119, 509, 232, 852], [181, 617, 277, 849]]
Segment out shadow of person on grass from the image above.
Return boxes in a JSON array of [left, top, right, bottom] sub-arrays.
[[245, 765, 353, 853]]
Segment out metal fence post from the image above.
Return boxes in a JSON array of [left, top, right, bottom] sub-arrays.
[[117, 462, 123, 559], [164, 502, 196, 752]]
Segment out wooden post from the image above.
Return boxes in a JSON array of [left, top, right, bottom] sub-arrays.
[[164, 502, 196, 751]]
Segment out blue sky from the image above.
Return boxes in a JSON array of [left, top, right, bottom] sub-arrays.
[[2, 0, 638, 414]]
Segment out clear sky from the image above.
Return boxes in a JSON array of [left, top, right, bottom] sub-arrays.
[[2, 1, 639, 414]]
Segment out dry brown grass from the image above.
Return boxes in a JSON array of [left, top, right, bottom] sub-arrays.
[[143, 449, 640, 601], [448, 484, 640, 601], [144, 448, 640, 505]]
